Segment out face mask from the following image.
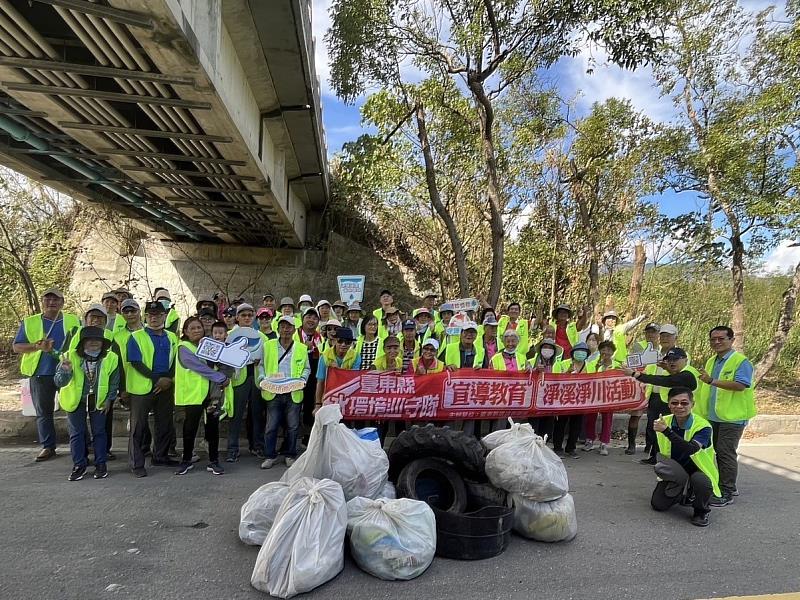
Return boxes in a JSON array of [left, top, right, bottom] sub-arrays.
[[573, 350, 588, 362], [159, 299, 171, 310], [540, 348, 554, 360], [84, 349, 100, 359]]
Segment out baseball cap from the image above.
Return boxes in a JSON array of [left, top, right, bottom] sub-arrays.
[[198, 308, 216, 319], [571, 342, 589, 357], [379, 289, 392, 297], [663, 347, 688, 361], [302, 306, 319, 318], [120, 299, 140, 311], [279, 297, 294, 309], [41, 287, 64, 299], [298, 294, 313, 304], [144, 300, 166, 314], [335, 327, 355, 342], [402, 319, 416, 330], [602, 310, 618, 321], [483, 315, 499, 326], [660, 324, 678, 335], [462, 321, 478, 332], [223, 306, 236, 317], [439, 302, 454, 314], [262, 293, 274, 300], [256, 307, 272, 318], [422, 338, 440, 351], [278, 315, 297, 327], [85, 303, 107, 317], [236, 303, 255, 315], [101, 292, 118, 302], [154, 289, 171, 300], [644, 322, 660, 332]]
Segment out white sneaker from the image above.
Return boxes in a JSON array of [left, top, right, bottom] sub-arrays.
[[285, 457, 296, 467], [582, 440, 595, 452], [599, 443, 609, 456], [260, 457, 280, 469]]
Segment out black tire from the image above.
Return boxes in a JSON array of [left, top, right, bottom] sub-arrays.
[[464, 479, 508, 509], [396, 457, 468, 513], [387, 424, 486, 482]]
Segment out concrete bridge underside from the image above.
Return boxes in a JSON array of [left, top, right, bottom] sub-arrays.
[[0, 0, 328, 248]]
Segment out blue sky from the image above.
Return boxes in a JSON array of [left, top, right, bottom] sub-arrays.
[[310, 0, 799, 272]]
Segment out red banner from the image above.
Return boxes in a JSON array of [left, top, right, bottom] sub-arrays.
[[322, 368, 646, 420]]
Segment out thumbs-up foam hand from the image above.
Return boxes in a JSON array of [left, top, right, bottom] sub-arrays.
[[218, 336, 250, 369]]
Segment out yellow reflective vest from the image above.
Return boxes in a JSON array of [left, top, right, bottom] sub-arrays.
[[175, 341, 209, 406], [19, 312, 80, 376], [695, 352, 756, 422], [124, 329, 177, 395], [58, 350, 118, 412], [656, 413, 721, 497], [260, 338, 309, 403], [497, 316, 530, 354], [444, 342, 485, 369], [490, 351, 527, 371]]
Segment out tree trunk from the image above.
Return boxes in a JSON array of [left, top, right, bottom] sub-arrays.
[[753, 259, 800, 386], [625, 241, 647, 321], [588, 253, 600, 321], [414, 103, 470, 297], [729, 231, 746, 351], [468, 78, 505, 307]]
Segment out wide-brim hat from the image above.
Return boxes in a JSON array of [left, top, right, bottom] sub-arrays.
[[78, 326, 112, 352]]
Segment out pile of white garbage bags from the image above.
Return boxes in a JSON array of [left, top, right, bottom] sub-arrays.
[[484, 419, 577, 543]]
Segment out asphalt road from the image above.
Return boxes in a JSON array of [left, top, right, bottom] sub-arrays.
[[1, 436, 798, 600]]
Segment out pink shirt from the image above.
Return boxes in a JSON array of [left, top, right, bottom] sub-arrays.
[[485, 339, 498, 359], [503, 352, 519, 372]]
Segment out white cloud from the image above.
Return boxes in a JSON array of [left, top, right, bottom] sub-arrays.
[[761, 240, 800, 275]]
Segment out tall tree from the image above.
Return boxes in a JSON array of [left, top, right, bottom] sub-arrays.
[[327, 0, 670, 306]]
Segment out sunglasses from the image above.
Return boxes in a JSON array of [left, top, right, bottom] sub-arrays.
[[669, 401, 691, 407]]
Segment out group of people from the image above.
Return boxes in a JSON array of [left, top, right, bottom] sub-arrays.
[[13, 286, 755, 527]]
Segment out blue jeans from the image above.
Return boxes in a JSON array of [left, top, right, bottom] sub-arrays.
[[264, 394, 301, 459], [30, 375, 57, 450], [66, 404, 107, 467]]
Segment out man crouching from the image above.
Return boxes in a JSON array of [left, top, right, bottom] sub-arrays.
[[651, 387, 721, 527]]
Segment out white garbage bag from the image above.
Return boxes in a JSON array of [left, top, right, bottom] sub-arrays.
[[346, 497, 436, 580], [481, 417, 539, 451], [251, 477, 347, 598], [239, 481, 290, 545], [380, 481, 397, 499], [512, 493, 577, 542], [283, 404, 389, 500], [485, 434, 569, 501]]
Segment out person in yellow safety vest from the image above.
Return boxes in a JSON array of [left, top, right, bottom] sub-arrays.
[[101, 292, 126, 335], [399, 319, 420, 372], [380, 306, 403, 338], [12, 287, 80, 463], [174, 316, 232, 476], [551, 342, 591, 458], [434, 303, 456, 356], [257, 315, 311, 470], [355, 315, 382, 371], [624, 321, 661, 453], [153, 288, 180, 335], [582, 340, 621, 456], [622, 347, 699, 465], [417, 292, 440, 325], [125, 301, 179, 477], [412, 308, 435, 346], [481, 315, 500, 362], [372, 289, 395, 323], [344, 302, 364, 338], [584, 330, 601, 365], [315, 327, 362, 409], [444, 321, 485, 436], [227, 303, 265, 462], [66, 304, 115, 351], [696, 325, 756, 507], [316, 299, 333, 325], [53, 326, 119, 481], [320, 318, 342, 354], [631, 320, 661, 355], [497, 302, 530, 356], [600, 310, 647, 364], [651, 387, 720, 527], [550, 304, 588, 359], [271, 296, 302, 333], [527, 336, 564, 440], [372, 335, 403, 372], [297, 294, 314, 315], [488, 329, 528, 433], [413, 338, 444, 374]]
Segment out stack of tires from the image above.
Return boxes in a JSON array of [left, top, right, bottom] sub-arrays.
[[388, 424, 514, 560], [484, 420, 577, 543]]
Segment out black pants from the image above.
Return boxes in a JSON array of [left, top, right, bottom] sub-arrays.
[[646, 394, 669, 457], [302, 356, 319, 431], [711, 421, 745, 496], [104, 402, 114, 452], [529, 416, 554, 441], [651, 463, 713, 515], [182, 400, 219, 463], [552, 414, 581, 453], [128, 388, 175, 469]]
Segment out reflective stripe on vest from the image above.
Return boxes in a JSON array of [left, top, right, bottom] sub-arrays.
[[20, 313, 80, 376], [125, 329, 177, 395], [696, 352, 756, 422], [175, 341, 209, 406], [58, 349, 118, 412], [260, 339, 308, 403], [656, 413, 721, 497], [444, 342, 485, 368], [490, 352, 526, 371]]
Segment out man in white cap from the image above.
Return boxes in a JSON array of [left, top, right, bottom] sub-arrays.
[[66, 304, 114, 351], [13, 288, 81, 462], [113, 298, 144, 460], [257, 315, 311, 469], [153, 288, 180, 334]]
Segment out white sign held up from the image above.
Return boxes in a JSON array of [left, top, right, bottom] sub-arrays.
[[337, 275, 366, 304]]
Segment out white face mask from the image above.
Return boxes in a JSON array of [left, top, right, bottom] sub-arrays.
[[540, 348, 555, 360], [84, 349, 100, 359]]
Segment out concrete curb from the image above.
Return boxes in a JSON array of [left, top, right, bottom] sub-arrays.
[[1, 409, 797, 444]]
